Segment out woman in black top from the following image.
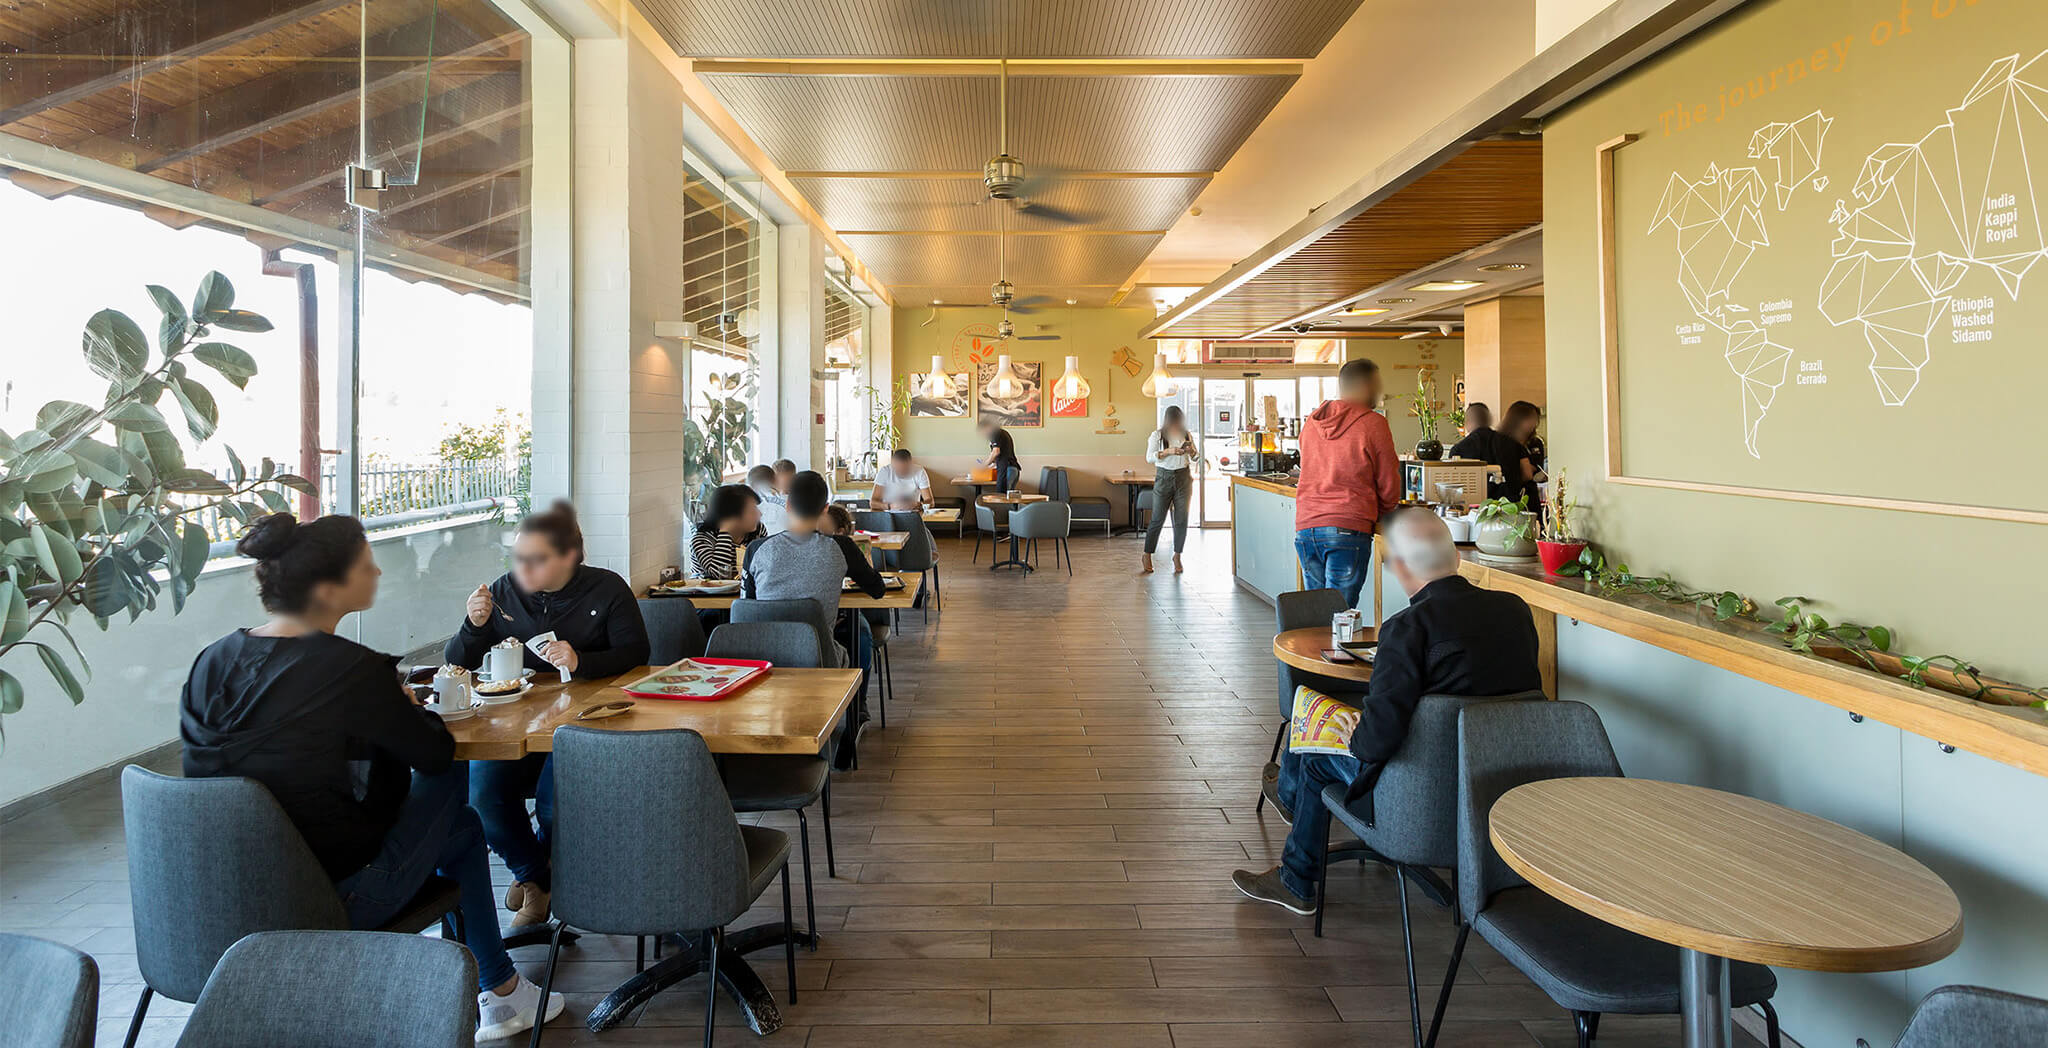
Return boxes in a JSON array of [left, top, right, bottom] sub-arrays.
[[1488, 400, 1547, 506], [181, 514, 563, 1040], [449, 502, 648, 930], [689, 483, 762, 580], [981, 418, 1022, 492]]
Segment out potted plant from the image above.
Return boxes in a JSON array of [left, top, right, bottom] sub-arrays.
[[1402, 370, 1457, 461], [1472, 494, 1538, 559], [1535, 467, 1586, 575]]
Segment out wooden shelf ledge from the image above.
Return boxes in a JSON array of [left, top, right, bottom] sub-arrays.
[[1458, 556, 2048, 778]]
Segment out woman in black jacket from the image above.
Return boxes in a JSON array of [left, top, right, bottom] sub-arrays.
[[181, 514, 563, 1041], [448, 501, 649, 929]]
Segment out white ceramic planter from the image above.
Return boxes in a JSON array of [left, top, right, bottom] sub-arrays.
[[1473, 511, 1538, 558]]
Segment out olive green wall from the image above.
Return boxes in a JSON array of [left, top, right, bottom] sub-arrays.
[[1545, 0, 2048, 683]]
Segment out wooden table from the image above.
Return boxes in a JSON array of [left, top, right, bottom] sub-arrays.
[[860, 530, 909, 552], [1490, 777, 1964, 1047], [1272, 626, 1378, 683], [950, 476, 999, 528], [663, 572, 922, 611], [922, 507, 961, 524], [979, 493, 1050, 573], [448, 665, 861, 1036], [1104, 472, 1155, 534]]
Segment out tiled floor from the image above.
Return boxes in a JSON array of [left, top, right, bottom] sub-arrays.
[[0, 529, 1766, 1047]]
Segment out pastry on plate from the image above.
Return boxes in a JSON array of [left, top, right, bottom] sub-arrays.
[[475, 677, 525, 697]]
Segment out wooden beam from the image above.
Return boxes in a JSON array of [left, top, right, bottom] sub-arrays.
[[0, 0, 359, 126], [140, 204, 206, 229], [836, 229, 1169, 237], [783, 170, 1214, 180], [5, 169, 79, 198], [425, 204, 529, 246], [252, 83, 530, 205], [690, 59, 1303, 77], [378, 159, 529, 218]]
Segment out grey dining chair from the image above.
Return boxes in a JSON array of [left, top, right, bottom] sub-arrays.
[[706, 620, 836, 946], [1428, 700, 1780, 1048], [1135, 488, 1156, 531], [1313, 692, 1541, 1042], [888, 516, 941, 621], [972, 502, 1009, 562], [1008, 500, 1073, 574], [731, 597, 843, 668], [853, 509, 895, 534], [535, 726, 795, 1048], [1862, 985, 2048, 1047], [119, 767, 462, 1048], [1040, 466, 1113, 536], [639, 595, 707, 664], [173, 931, 474, 1048], [1262, 588, 1361, 815], [0, 932, 96, 1048]]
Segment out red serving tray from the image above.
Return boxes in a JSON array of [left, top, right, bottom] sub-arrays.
[[618, 658, 773, 701]]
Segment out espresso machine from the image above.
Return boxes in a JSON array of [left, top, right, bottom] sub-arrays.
[[1401, 459, 1491, 510]]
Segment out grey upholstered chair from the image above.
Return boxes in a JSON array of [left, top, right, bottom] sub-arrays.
[[1008, 501, 1073, 574], [1261, 588, 1361, 815], [639, 596, 707, 664], [1862, 985, 2048, 1048], [1135, 488, 1156, 531], [706, 621, 835, 946], [537, 726, 795, 1048], [1429, 700, 1780, 1048], [731, 597, 843, 667], [1040, 466, 1112, 536], [1312, 692, 1541, 1040], [120, 767, 461, 1048], [972, 502, 1008, 562], [888, 516, 940, 621], [853, 509, 894, 533], [174, 931, 474, 1048], [0, 932, 96, 1048]]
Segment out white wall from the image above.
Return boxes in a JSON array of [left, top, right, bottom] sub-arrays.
[[1535, 0, 1620, 49]]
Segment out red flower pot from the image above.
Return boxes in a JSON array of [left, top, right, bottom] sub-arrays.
[[1537, 540, 1588, 576]]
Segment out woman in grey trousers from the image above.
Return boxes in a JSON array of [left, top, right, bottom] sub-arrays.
[[1141, 405, 1196, 574]]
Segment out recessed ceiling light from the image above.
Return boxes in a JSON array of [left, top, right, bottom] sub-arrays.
[[931, 298, 943, 305], [1066, 298, 1078, 306], [1477, 263, 1528, 272], [1409, 279, 1484, 292], [1398, 330, 1431, 339], [1337, 306, 1389, 317], [1378, 297, 1415, 304]]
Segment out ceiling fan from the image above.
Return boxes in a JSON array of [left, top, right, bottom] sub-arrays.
[[981, 59, 1093, 228], [989, 208, 1062, 316]]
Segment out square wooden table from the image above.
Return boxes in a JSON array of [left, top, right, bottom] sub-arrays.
[[665, 571, 922, 611], [446, 666, 862, 760]]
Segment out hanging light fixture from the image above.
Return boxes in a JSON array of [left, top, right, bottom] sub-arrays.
[[1053, 355, 1091, 399], [923, 355, 952, 398], [987, 353, 1022, 399], [1140, 351, 1178, 397]]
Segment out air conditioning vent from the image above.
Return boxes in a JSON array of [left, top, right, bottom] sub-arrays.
[[1206, 340, 1294, 363]]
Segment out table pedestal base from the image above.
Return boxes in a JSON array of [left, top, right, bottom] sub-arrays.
[[988, 535, 1034, 573], [1679, 948, 1733, 1048], [583, 922, 811, 1035]]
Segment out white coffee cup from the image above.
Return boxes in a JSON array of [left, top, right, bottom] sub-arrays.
[[484, 639, 523, 683], [431, 668, 472, 708]]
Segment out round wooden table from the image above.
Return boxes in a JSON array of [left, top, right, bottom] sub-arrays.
[[978, 493, 1051, 572], [1489, 777, 1963, 1047], [1272, 626, 1377, 683]]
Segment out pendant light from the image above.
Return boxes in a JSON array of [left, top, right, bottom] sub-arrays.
[[924, 355, 952, 398], [1140, 351, 1178, 397], [987, 353, 1022, 399], [1054, 354, 1091, 399]]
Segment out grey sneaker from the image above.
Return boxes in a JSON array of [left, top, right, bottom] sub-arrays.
[[1232, 866, 1316, 916]]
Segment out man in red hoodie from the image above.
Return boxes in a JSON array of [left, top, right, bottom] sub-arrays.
[[1293, 358, 1402, 607]]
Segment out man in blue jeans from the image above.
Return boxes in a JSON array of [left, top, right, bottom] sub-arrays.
[[1292, 358, 1401, 608], [1235, 511, 1541, 914]]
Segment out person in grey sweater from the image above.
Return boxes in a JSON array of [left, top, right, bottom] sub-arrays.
[[741, 470, 886, 666]]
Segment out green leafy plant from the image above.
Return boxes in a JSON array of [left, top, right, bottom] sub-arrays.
[[684, 367, 757, 515], [860, 380, 912, 474], [1393, 369, 1458, 448], [0, 273, 317, 746], [1555, 546, 2048, 709], [1475, 494, 1535, 545], [435, 408, 532, 515]]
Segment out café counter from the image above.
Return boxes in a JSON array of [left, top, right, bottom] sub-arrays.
[[1228, 474, 1303, 603]]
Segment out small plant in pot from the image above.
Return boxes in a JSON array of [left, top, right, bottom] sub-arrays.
[[1472, 493, 1538, 560], [1401, 370, 1456, 461], [1535, 468, 1587, 575]]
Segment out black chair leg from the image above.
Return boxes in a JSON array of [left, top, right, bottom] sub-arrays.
[[1313, 824, 1331, 937], [972, 533, 982, 563], [1573, 1011, 1596, 1048], [636, 935, 646, 973], [121, 987, 153, 1048], [1762, 1000, 1782, 1048], [797, 808, 817, 949], [1063, 539, 1072, 575], [1397, 867, 1423, 1048], [702, 929, 720, 1048], [822, 776, 837, 877], [1422, 921, 1470, 1048], [781, 863, 798, 1004], [1257, 724, 1286, 815], [527, 921, 566, 1048]]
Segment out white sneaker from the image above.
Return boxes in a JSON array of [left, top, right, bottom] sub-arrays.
[[475, 975, 565, 1042]]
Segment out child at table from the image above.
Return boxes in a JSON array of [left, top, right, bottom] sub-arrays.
[[820, 503, 855, 536]]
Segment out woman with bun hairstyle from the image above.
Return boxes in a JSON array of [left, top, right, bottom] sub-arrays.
[[447, 500, 648, 931], [180, 513, 565, 1041]]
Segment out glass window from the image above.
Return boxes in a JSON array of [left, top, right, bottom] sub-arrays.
[[680, 169, 762, 507], [824, 280, 869, 476]]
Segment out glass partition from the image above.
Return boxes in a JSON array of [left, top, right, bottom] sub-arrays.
[[680, 165, 763, 512]]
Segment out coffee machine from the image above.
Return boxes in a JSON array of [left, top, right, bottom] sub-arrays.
[[1401, 459, 1490, 510]]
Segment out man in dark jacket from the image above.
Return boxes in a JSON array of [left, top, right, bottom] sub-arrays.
[[1233, 509, 1541, 914]]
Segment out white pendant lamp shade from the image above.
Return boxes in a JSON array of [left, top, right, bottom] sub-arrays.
[[925, 355, 952, 398], [1053, 355, 1091, 399], [987, 354, 1022, 399], [1140, 351, 1177, 398]]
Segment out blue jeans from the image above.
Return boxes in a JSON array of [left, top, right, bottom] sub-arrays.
[[1278, 751, 1361, 900], [470, 753, 554, 891], [336, 765, 517, 991], [1295, 527, 1374, 608]]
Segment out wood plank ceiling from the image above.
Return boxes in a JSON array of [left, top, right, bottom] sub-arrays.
[[637, 0, 1368, 307], [0, 0, 532, 290], [1148, 140, 1545, 339]]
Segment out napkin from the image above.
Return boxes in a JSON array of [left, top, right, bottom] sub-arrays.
[[526, 631, 572, 683]]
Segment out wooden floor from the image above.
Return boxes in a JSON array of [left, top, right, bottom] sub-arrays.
[[0, 529, 1765, 1047]]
